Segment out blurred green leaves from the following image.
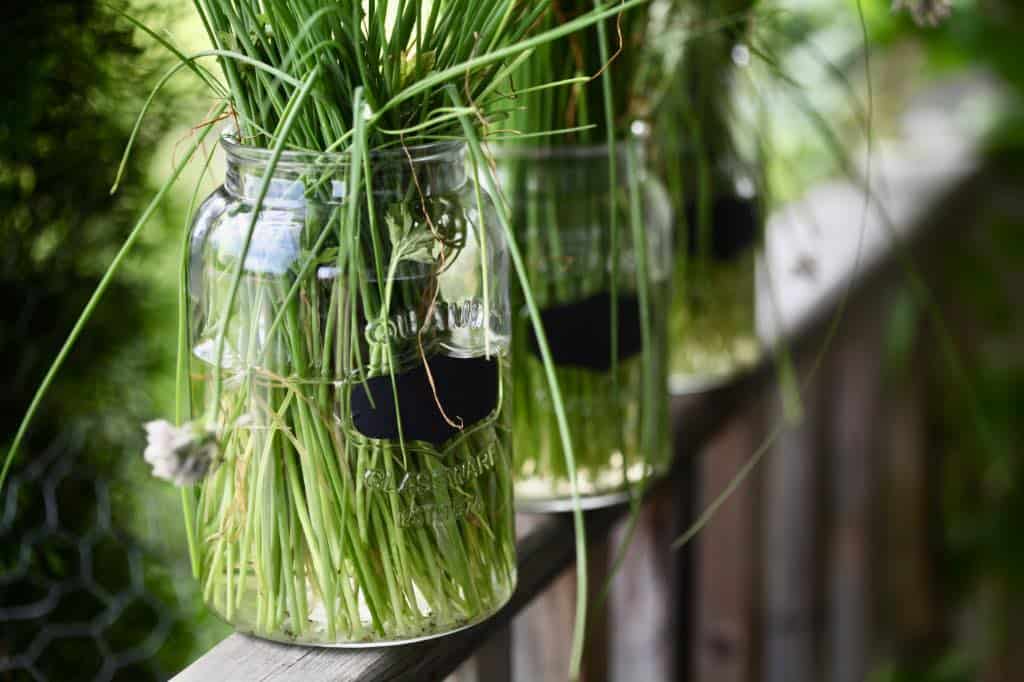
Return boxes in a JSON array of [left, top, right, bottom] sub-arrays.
[[0, 1, 219, 677]]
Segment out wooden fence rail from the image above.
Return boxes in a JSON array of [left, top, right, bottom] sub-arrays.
[[175, 89, 984, 682]]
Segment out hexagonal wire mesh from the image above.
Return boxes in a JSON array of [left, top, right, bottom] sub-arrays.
[[0, 428, 188, 682]]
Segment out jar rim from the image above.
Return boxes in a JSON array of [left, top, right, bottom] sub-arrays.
[[220, 132, 466, 167], [491, 120, 650, 162], [490, 140, 642, 162]]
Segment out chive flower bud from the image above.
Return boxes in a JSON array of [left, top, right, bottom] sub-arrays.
[[143, 420, 217, 486]]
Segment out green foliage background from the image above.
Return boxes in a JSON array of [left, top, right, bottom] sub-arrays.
[[0, 1, 227, 678], [1, 0, 1023, 679]]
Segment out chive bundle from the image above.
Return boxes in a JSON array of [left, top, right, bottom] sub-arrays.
[[177, 0, 651, 651], [189, 0, 552, 151], [175, 0, 556, 643]]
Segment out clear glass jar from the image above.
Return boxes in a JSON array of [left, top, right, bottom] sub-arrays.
[[498, 141, 673, 511], [668, 157, 763, 393], [185, 136, 516, 645]]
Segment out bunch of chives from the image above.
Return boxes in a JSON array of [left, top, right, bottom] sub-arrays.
[[174, 0, 563, 643]]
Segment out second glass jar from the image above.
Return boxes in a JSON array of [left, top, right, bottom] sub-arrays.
[[498, 140, 673, 511]]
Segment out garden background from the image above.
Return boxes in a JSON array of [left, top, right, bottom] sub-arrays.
[[2, 1, 1022, 680]]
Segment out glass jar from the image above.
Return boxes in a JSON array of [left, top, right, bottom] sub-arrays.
[[498, 140, 673, 511], [668, 157, 763, 393], [185, 137, 516, 645]]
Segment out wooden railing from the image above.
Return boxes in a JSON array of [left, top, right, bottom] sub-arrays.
[[174, 89, 986, 682]]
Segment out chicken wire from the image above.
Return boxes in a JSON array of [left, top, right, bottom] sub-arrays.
[[1, 429, 186, 682]]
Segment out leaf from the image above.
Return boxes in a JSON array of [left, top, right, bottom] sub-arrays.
[[385, 208, 435, 265]]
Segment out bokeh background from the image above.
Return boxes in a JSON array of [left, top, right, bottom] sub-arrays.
[[1, 1, 1022, 680]]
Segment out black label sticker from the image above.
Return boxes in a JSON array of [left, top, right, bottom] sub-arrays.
[[528, 291, 643, 372], [683, 195, 760, 261], [350, 355, 499, 446]]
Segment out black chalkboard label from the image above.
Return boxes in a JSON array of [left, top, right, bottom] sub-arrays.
[[683, 195, 760, 261], [528, 291, 643, 372], [350, 355, 499, 446]]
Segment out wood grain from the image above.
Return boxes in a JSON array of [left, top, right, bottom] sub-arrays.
[[607, 489, 677, 682], [761, 362, 824, 682], [693, 406, 762, 682], [824, 303, 884, 682]]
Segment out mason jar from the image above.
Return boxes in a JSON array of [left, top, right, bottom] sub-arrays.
[[498, 138, 673, 511], [184, 136, 516, 645]]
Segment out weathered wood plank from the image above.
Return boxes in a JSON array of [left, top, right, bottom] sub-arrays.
[[693, 405, 762, 682], [824, 302, 884, 682], [761, 362, 824, 682], [510, 548, 575, 681], [450, 625, 512, 682], [606, 486, 677, 681], [511, 522, 610, 682], [671, 445, 699, 682], [880, 323, 942, 667]]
